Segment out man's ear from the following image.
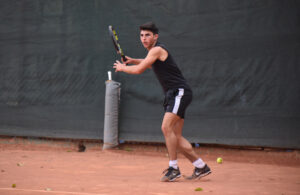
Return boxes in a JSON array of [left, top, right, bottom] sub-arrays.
[[154, 33, 159, 40]]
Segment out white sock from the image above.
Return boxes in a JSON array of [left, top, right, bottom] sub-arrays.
[[169, 160, 178, 169], [192, 158, 205, 168]]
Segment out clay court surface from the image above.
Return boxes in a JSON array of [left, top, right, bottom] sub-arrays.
[[0, 137, 299, 195]]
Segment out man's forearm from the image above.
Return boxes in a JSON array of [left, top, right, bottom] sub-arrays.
[[131, 58, 144, 65], [121, 65, 142, 74]]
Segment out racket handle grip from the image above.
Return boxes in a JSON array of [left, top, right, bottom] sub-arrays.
[[121, 55, 127, 63]]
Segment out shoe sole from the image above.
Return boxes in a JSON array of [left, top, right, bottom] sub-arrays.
[[196, 171, 211, 180], [184, 171, 211, 180], [161, 174, 181, 182], [170, 174, 181, 182]]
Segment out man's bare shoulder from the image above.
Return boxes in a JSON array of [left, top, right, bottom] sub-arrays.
[[150, 46, 168, 61], [149, 46, 164, 54]]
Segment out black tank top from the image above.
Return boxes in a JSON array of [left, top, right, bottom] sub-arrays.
[[152, 42, 191, 92]]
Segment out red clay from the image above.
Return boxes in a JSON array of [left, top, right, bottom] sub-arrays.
[[0, 137, 299, 195]]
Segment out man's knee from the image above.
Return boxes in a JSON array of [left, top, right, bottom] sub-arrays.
[[162, 123, 176, 136], [161, 112, 181, 136]]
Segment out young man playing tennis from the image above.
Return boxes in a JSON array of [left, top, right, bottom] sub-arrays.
[[113, 22, 211, 182]]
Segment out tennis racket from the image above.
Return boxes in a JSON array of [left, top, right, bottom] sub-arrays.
[[108, 25, 126, 62]]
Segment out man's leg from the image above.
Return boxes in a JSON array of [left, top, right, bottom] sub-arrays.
[[161, 112, 181, 161], [173, 119, 212, 180], [173, 119, 198, 163], [160, 112, 181, 182]]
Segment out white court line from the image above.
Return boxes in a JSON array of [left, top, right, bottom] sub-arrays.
[[0, 188, 108, 195]]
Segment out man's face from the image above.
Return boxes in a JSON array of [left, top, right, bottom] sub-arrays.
[[140, 30, 158, 49]]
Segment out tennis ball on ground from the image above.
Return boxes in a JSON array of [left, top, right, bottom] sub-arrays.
[[12, 184, 16, 188], [195, 187, 203, 191], [217, 157, 223, 164]]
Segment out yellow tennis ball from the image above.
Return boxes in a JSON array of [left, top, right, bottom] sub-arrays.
[[217, 157, 223, 164]]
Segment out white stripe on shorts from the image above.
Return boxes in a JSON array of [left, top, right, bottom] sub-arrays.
[[172, 88, 184, 115]]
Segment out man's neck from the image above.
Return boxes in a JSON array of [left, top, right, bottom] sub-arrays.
[[147, 40, 158, 51]]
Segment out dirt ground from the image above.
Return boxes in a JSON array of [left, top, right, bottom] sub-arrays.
[[0, 137, 299, 195]]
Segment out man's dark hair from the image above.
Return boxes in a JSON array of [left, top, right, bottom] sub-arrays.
[[139, 22, 159, 34]]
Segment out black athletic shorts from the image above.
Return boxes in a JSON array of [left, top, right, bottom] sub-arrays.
[[163, 88, 193, 119]]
